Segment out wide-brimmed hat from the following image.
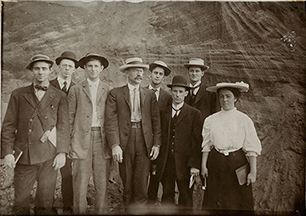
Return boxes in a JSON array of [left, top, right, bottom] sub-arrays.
[[206, 81, 249, 92], [149, 60, 171, 76], [167, 75, 190, 89], [119, 57, 149, 72], [55, 51, 79, 68], [79, 53, 109, 69], [184, 58, 209, 71], [26, 54, 54, 70]]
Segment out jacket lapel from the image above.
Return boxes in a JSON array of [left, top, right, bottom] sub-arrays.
[[37, 85, 57, 111], [23, 85, 38, 109], [140, 87, 147, 108], [123, 85, 131, 110], [96, 80, 106, 103], [195, 84, 205, 104], [82, 80, 92, 101], [176, 103, 188, 125]]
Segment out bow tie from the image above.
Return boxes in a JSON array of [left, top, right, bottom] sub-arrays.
[[151, 88, 158, 92], [34, 84, 48, 91]]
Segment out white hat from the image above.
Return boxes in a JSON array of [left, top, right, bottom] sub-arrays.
[[149, 60, 171, 76], [184, 58, 209, 71], [206, 81, 249, 92], [119, 57, 149, 72]]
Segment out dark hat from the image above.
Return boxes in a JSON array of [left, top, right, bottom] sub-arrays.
[[119, 57, 149, 72], [55, 51, 79, 68], [206, 81, 249, 93], [78, 53, 109, 69], [184, 58, 209, 71], [149, 60, 171, 76], [26, 54, 54, 70], [167, 75, 190, 89]]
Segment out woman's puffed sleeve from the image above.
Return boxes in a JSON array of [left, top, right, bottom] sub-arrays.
[[243, 116, 262, 156], [201, 116, 212, 152]]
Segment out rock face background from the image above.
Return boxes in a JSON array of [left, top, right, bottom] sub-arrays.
[[1, 0, 305, 215]]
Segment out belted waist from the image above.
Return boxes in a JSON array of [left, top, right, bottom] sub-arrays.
[[91, 127, 101, 131], [214, 147, 242, 156], [131, 122, 142, 128]]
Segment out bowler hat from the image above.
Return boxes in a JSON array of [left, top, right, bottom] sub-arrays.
[[55, 51, 79, 68], [149, 60, 171, 76], [79, 53, 109, 69], [119, 57, 149, 72], [206, 81, 249, 93], [26, 54, 54, 70], [184, 58, 209, 71], [167, 75, 190, 89]]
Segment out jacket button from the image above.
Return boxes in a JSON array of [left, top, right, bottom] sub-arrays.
[[29, 129, 32, 132], [29, 119, 33, 122], [44, 116, 48, 119]]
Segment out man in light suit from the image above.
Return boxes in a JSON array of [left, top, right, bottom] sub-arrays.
[[146, 60, 172, 204], [50, 51, 78, 214], [68, 53, 111, 214], [156, 75, 202, 210], [105, 57, 161, 213], [1, 54, 70, 215], [184, 58, 218, 123]]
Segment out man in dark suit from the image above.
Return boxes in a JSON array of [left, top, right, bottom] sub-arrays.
[[146, 60, 172, 204], [156, 75, 202, 210], [1, 54, 70, 215], [184, 58, 218, 123], [105, 57, 161, 213], [50, 51, 78, 214]]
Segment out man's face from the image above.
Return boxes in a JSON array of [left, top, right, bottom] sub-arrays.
[[188, 66, 204, 84], [150, 66, 165, 86], [171, 86, 188, 105], [58, 59, 76, 80], [32, 61, 52, 84], [84, 60, 104, 81], [127, 67, 144, 85]]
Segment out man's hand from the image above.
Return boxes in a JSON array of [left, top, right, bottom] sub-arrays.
[[4, 154, 15, 168], [150, 145, 160, 160], [112, 145, 123, 163], [190, 167, 200, 176], [53, 153, 66, 171]]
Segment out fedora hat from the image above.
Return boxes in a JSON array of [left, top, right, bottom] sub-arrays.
[[206, 81, 249, 93], [26, 54, 54, 70], [149, 60, 171, 76], [79, 53, 109, 69], [119, 57, 149, 72], [184, 58, 209, 71], [167, 75, 190, 89], [55, 51, 79, 68]]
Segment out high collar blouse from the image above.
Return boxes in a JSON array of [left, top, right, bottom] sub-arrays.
[[201, 108, 262, 157]]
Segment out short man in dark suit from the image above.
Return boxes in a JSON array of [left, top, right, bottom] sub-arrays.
[[50, 51, 78, 214], [105, 57, 161, 213], [146, 60, 172, 204], [156, 75, 202, 210], [1, 54, 70, 215], [184, 58, 218, 123]]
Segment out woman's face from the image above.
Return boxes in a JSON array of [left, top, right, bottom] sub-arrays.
[[218, 88, 237, 111]]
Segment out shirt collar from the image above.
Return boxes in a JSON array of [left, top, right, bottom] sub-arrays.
[[87, 78, 100, 87], [189, 80, 201, 88], [57, 76, 71, 86], [128, 82, 140, 91], [33, 81, 49, 88], [148, 85, 160, 92], [172, 102, 184, 110]]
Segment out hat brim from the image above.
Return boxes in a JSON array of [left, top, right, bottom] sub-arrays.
[[119, 64, 149, 73], [26, 59, 54, 70], [79, 56, 109, 69], [149, 63, 171, 76], [55, 57, 79, 68], [184, 64, 209, 71], [167, 84, 190, 89], [206, 83, 249, 92]]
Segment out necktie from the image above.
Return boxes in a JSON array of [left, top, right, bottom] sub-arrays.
[[152, 88, 158, 100], [190, 84, 200, 96], [172, 106, 182, 118], [34, 84, 47, 91], [62, 81, 67, 93]]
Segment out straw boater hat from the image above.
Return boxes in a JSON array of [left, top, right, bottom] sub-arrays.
[[119, 57, 149, 72], [55, 51, 79, 68], [167, 75, 190, 89], [184, 58, 209, 71], [26, 54, 54, 70], [149, 60, 171, 76], [206, 81, 249, 93], [78, 53, 109, 69]]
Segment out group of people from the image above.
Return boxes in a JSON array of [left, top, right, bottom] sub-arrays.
[[1, 51, 262, 215]]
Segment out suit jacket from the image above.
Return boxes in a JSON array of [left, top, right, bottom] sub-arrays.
[[1, 84, 70, 165], [50, 78, 75, 94], [156, 103, 202, 181], [145, 86, 172, 110], [105, 85, 161, 156], [185, 82, 219, 123], [68, 79, 111, 159]]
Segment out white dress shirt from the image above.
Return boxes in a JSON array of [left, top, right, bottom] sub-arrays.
[[128, 82, 142, 122], [189, 80, 201, 95], [33, 82, 49, 101], [148, 85, 160, 101], [87, 78, 100, 127], [172, 102, 184, 118], [57, 76, 71, 90]]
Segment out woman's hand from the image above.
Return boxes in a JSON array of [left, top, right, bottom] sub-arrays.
[[201, 166, 208, 178], [247, 172, 256, 186]]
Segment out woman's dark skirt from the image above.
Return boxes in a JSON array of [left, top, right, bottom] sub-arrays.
[[202, 148, 254, 214]]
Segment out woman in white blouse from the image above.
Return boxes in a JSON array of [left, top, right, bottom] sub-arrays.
[[201, 82, 262, 213]]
